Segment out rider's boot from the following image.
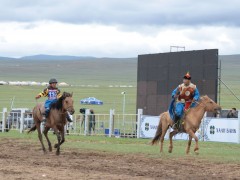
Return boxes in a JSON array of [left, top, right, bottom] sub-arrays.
[[172, 115, 180, 129], [43, 109, 50, 122]]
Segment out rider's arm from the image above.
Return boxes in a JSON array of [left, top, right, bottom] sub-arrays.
[[57, 89, 62, 99], [36, 88, 48, 99], [193, 87, 200, 101], [171, 87, 180, 98]]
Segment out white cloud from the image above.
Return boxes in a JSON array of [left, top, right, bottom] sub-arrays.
[[0, 0, 240, 57], [0, 21, 239, 57]]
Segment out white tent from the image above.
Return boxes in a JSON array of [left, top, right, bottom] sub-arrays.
[[0, 81, 7, 85], [59, 82, 69, 86], [9, 81, 20, 85], [41, 82, 48, 86]]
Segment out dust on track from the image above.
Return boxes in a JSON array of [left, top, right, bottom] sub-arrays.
[[0, 138, 240, 180]]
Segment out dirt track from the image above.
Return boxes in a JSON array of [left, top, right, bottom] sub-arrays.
[[0, 138, 240, 180]]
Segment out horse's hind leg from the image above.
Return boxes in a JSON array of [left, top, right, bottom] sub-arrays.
[[168, 131, 178, 153], [159, 127, 168, 153], [36, 122, 46, 153], [43, 126, 52, 152], [186, 135, 192, 154]]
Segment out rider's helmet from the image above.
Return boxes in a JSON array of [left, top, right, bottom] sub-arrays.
[[183, 72, 191, 80], [49, 78, 58, 84]]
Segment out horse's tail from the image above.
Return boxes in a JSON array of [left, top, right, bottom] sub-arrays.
[[151, 114, 163, 145], [28, 124, 37, 134]]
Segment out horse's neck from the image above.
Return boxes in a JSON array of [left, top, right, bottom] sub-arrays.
[[189, 103, 206, 122], [51, 109, 66, 120]]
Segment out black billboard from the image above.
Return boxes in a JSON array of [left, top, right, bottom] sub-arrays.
[[137, 49, 218, 115]]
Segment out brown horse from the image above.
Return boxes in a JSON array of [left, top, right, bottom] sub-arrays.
[[151, 95, 221, 154], [28, 92, 75, 155]]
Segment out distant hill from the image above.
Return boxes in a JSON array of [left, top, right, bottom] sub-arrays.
[[0, 53, 239, 61], [0, 56, 17, 60], [20, 54, 96, 61], [219, 54, 240, 61]]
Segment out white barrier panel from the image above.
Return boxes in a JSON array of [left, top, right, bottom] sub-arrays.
[[139, 115, 169, 139], [174, 130, 201, 140], [139, 115, 201, 140], [203, 118, 239, 143]]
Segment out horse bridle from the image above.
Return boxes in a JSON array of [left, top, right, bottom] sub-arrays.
[[66, 105, 74, 112]]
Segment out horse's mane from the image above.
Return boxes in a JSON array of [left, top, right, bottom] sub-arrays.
[[50, 92, 72, 110]]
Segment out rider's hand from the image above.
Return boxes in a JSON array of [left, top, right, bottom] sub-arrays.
[[35, 95, 41, 99], [174, 94, 178, 98]]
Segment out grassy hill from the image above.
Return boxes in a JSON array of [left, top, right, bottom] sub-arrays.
[[0, 57, 137, 86], [0, 54, 239, 114]]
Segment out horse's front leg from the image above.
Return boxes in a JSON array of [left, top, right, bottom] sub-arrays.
[[54, 127, 65, 148], [186, 135, 192, 154], [43, 126, 52, 152], [187, 130, 199, 155], [168, 130, 178, 153], [53, 127, 61, 155]]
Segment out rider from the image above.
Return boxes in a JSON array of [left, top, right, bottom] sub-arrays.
[[170, 72, 200, 127], [35, 78, 73, 122]]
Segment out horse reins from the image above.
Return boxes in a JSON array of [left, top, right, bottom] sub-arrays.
[[194, 99, 207, 111]]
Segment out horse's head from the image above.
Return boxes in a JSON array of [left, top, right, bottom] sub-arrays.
[[62, 92, 75, 115], [200, 95, 221, 114]]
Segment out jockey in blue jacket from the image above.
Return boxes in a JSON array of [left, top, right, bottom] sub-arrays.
[[35, 78, 72, 122], [169, 72, 200, 126]]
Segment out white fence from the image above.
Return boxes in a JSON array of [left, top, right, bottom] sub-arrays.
[[0, 108, 141, 138], [68, 109, 139, 137]]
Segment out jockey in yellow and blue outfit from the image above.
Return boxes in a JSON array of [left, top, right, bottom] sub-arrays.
[[169, 72, 200, 126], [35, 78, 72, 122]]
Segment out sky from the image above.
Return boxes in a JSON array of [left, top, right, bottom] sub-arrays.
[[0, 0, 240, 58]]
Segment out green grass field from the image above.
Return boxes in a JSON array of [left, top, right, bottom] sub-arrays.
[[0, 85, 136, 114], [1, 131, 240, 163]]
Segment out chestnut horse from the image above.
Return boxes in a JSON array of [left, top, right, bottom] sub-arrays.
[[151, 95, 221, 154], [28, 92, 75, 155]]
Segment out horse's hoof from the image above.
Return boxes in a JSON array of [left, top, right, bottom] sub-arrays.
[[168, 150, 172, 153], [54, 144, 58, 148], [56, 151, 60, 156], [194, 151, 199, 155], [49, 147, 52, 152]]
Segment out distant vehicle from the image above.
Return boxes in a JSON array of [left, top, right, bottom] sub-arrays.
[[6, 108, 34, 130], [80, 97, 103, 105]]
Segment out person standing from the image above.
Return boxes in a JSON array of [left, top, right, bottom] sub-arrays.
[[89, 109, 96, 134], [227, 108, 238, 118]]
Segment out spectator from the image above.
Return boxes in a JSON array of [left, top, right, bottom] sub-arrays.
[[89, 109, 96, 135], [80, 108, 86, 128], [227, 108, 238, 118], [79, 108, 95, 135]]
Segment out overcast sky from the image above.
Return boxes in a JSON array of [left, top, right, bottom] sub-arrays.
[[0, 0, 239, 57]]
